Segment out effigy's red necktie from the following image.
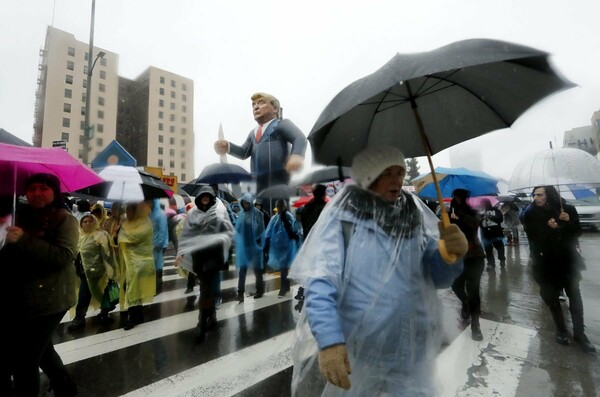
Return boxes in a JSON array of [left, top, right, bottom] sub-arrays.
[[256, 124, 263, 142]]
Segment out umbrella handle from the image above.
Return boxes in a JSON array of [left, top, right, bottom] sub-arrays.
[[438, 210, 458, 264]]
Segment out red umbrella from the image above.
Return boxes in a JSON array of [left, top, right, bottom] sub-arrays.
[[292, 195, 329, 208]]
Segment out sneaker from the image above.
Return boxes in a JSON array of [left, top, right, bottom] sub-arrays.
[[253, 291, 264, 299], [278, 289, 287, 298], [215, 296, 222, 309], [574, 333, 596, 353], [294, 287, 305, 301], [558, 290, 567, 302]]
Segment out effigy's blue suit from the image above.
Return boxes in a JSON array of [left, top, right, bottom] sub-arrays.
[[228, 119, 307, 194]]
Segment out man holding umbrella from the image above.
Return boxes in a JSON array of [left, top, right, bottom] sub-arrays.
[[213, 92, 307, 204]]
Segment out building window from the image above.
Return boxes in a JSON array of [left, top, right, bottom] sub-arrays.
[[158, 147, 163, 155], [169, 137, 175, 144], [170, 91, 176, 99], [61, 132, 69, 141], [81, 107, 86, 116], [182, 105, 187, 113], [181, 128, 186, 135], [160, 76, 165, 84], [66, 61, 74, 71], [85, 52, 89, 61], [170, 102, 175, 110], [98, 97, 104, 106], [99, 83, 105, 92], [65, 75, 73, 84], [100, 57, 107, 66], [181, 139, 186, 145], [182, 116, 187, 123], [84, 65, 88, 74], [80, 121, 85, 130], [181, 173, 186, 181], [62, 118, 70, 128], [169, 126, 175, 133], [158, 123, 164, 131], [158, 111, 163, 119], [97, 124, 104, 133], [182, 94, 187, 102], [158, 135, 163, 143], [169, 149, 175, 157], [83, 79, 87, 88], [99, 70, 106, 80], [169, 114, 175, 122], [68, 47, 75, 56], [64, 89, 72, 98], [79, 135, 86, 144], [96, 138, 103, 146], [159, 99, 164, 107], [82, 93, 86, 102], [159, 87, 164, 95], [170, 160, 175, 168], [180, 151, 186, 158], [158, 159, 163, 167], [171, 80, 176, 88], [182, 83, 187, 91], [181, 161, 186, 169], [97, 110, 104, 119], [63, 103, 71, 113]]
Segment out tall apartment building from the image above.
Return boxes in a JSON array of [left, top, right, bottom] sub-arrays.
[[34, 26, 194, 181], [116, 67, 194, 182], [34, 26, 119, 161]]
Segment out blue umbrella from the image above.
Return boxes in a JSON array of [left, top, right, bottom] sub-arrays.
[[412, 167, 499, 198]]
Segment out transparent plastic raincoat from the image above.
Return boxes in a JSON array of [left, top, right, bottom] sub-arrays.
[[78, 216, 116, 309], [118, 205, 155, 308], [290, 185, 463, 396], [234, 193, 265, 270]]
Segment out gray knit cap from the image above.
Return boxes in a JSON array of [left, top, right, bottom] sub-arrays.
[[351, 145, 406, 188]]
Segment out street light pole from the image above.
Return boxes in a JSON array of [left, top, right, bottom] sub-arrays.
[[82, 0, 100, 165]]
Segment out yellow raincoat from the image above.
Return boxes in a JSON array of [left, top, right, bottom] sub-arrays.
[[78, 215, 116, 309], [118, 204, 155, 308]]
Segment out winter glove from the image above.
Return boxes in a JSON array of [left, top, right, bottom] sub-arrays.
[[318, 344, 352, 390], [438, 222, 468, 261]]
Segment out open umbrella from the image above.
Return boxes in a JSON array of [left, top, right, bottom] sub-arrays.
[[412, 167, 499, 198], [0, 143, 104, 223], [75, 165, 172, 201], [257, 184, 309, 199], [508, 148, 600, 195], [308, 39, 573, 262], [195, 163, 252, 184], [294, 165, 352, 186]]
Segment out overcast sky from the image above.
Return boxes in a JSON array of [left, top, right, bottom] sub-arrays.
[[2, 0, 599, 182]]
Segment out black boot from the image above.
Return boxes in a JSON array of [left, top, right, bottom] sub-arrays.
[[185, 273, 196, 294], [195, 309, 214, 342], [571, 304, 596, 353], [573, 333, 596, 353], [294, 286, 305, 301], [471, 315, 483, 341], [123, 306, 143, 330], [67, 316, 86, 332], [48, 371, 78, 397], [550, 306, 570, 345], [155, 269, 163, 295], [236, 290, 245, 302], [278, 268, 289, 297]]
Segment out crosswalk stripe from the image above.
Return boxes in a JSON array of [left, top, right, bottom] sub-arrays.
[[54, 290, 294, 366], [124, 330, 295, 397]]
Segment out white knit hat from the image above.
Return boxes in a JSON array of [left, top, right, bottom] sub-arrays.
[[351, 145, 406, 188]]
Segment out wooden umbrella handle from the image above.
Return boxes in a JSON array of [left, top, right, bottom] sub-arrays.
[[438, 206, 459, 264]]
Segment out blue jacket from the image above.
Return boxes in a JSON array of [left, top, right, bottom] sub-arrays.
[[290, 186, 463, 395], [150, 198, 169, 249], [265, 210, 298, 270]]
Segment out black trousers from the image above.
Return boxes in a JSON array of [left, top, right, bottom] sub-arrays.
[[74, 273, 92, 318], [484, 238, 506, 264], [452, 257, 485, 315], [538, 277, 586, 335], [238, 266, 264, 294], [10, 311, 68, 397]]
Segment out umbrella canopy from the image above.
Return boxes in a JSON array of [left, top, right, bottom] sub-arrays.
[[180, 180, 236, 202], [307, 39, 572, 263], [75, 165, 172, 201], [308, 39, 574, 165], [412, 167, 499, 198], [292, 195, 330, 208], [508, 148, 600, 195], [195, 163, 252, 184], [257, 184, 310, 199], [295, 165, 352, 186], [0, 143, 103, 196]]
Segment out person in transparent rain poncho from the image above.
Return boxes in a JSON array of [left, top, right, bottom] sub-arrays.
[[289, 146, 468, 397]]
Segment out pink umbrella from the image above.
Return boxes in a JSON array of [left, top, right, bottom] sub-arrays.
[[467, 195, 499, 209], [0, 143, 103, 195]]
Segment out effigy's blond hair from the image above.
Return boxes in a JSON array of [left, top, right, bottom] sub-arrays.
[[251, 92, 280, 112]]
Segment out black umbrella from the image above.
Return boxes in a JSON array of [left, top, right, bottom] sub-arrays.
[[295, 165, 352, 186], [257, 184, 310, 199], [309, 38, 573, 262], [195, 163, 252, 184], [180, 180, 237, 202]]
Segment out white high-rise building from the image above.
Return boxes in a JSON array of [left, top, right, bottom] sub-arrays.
[[33, 26, 194, 181]]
